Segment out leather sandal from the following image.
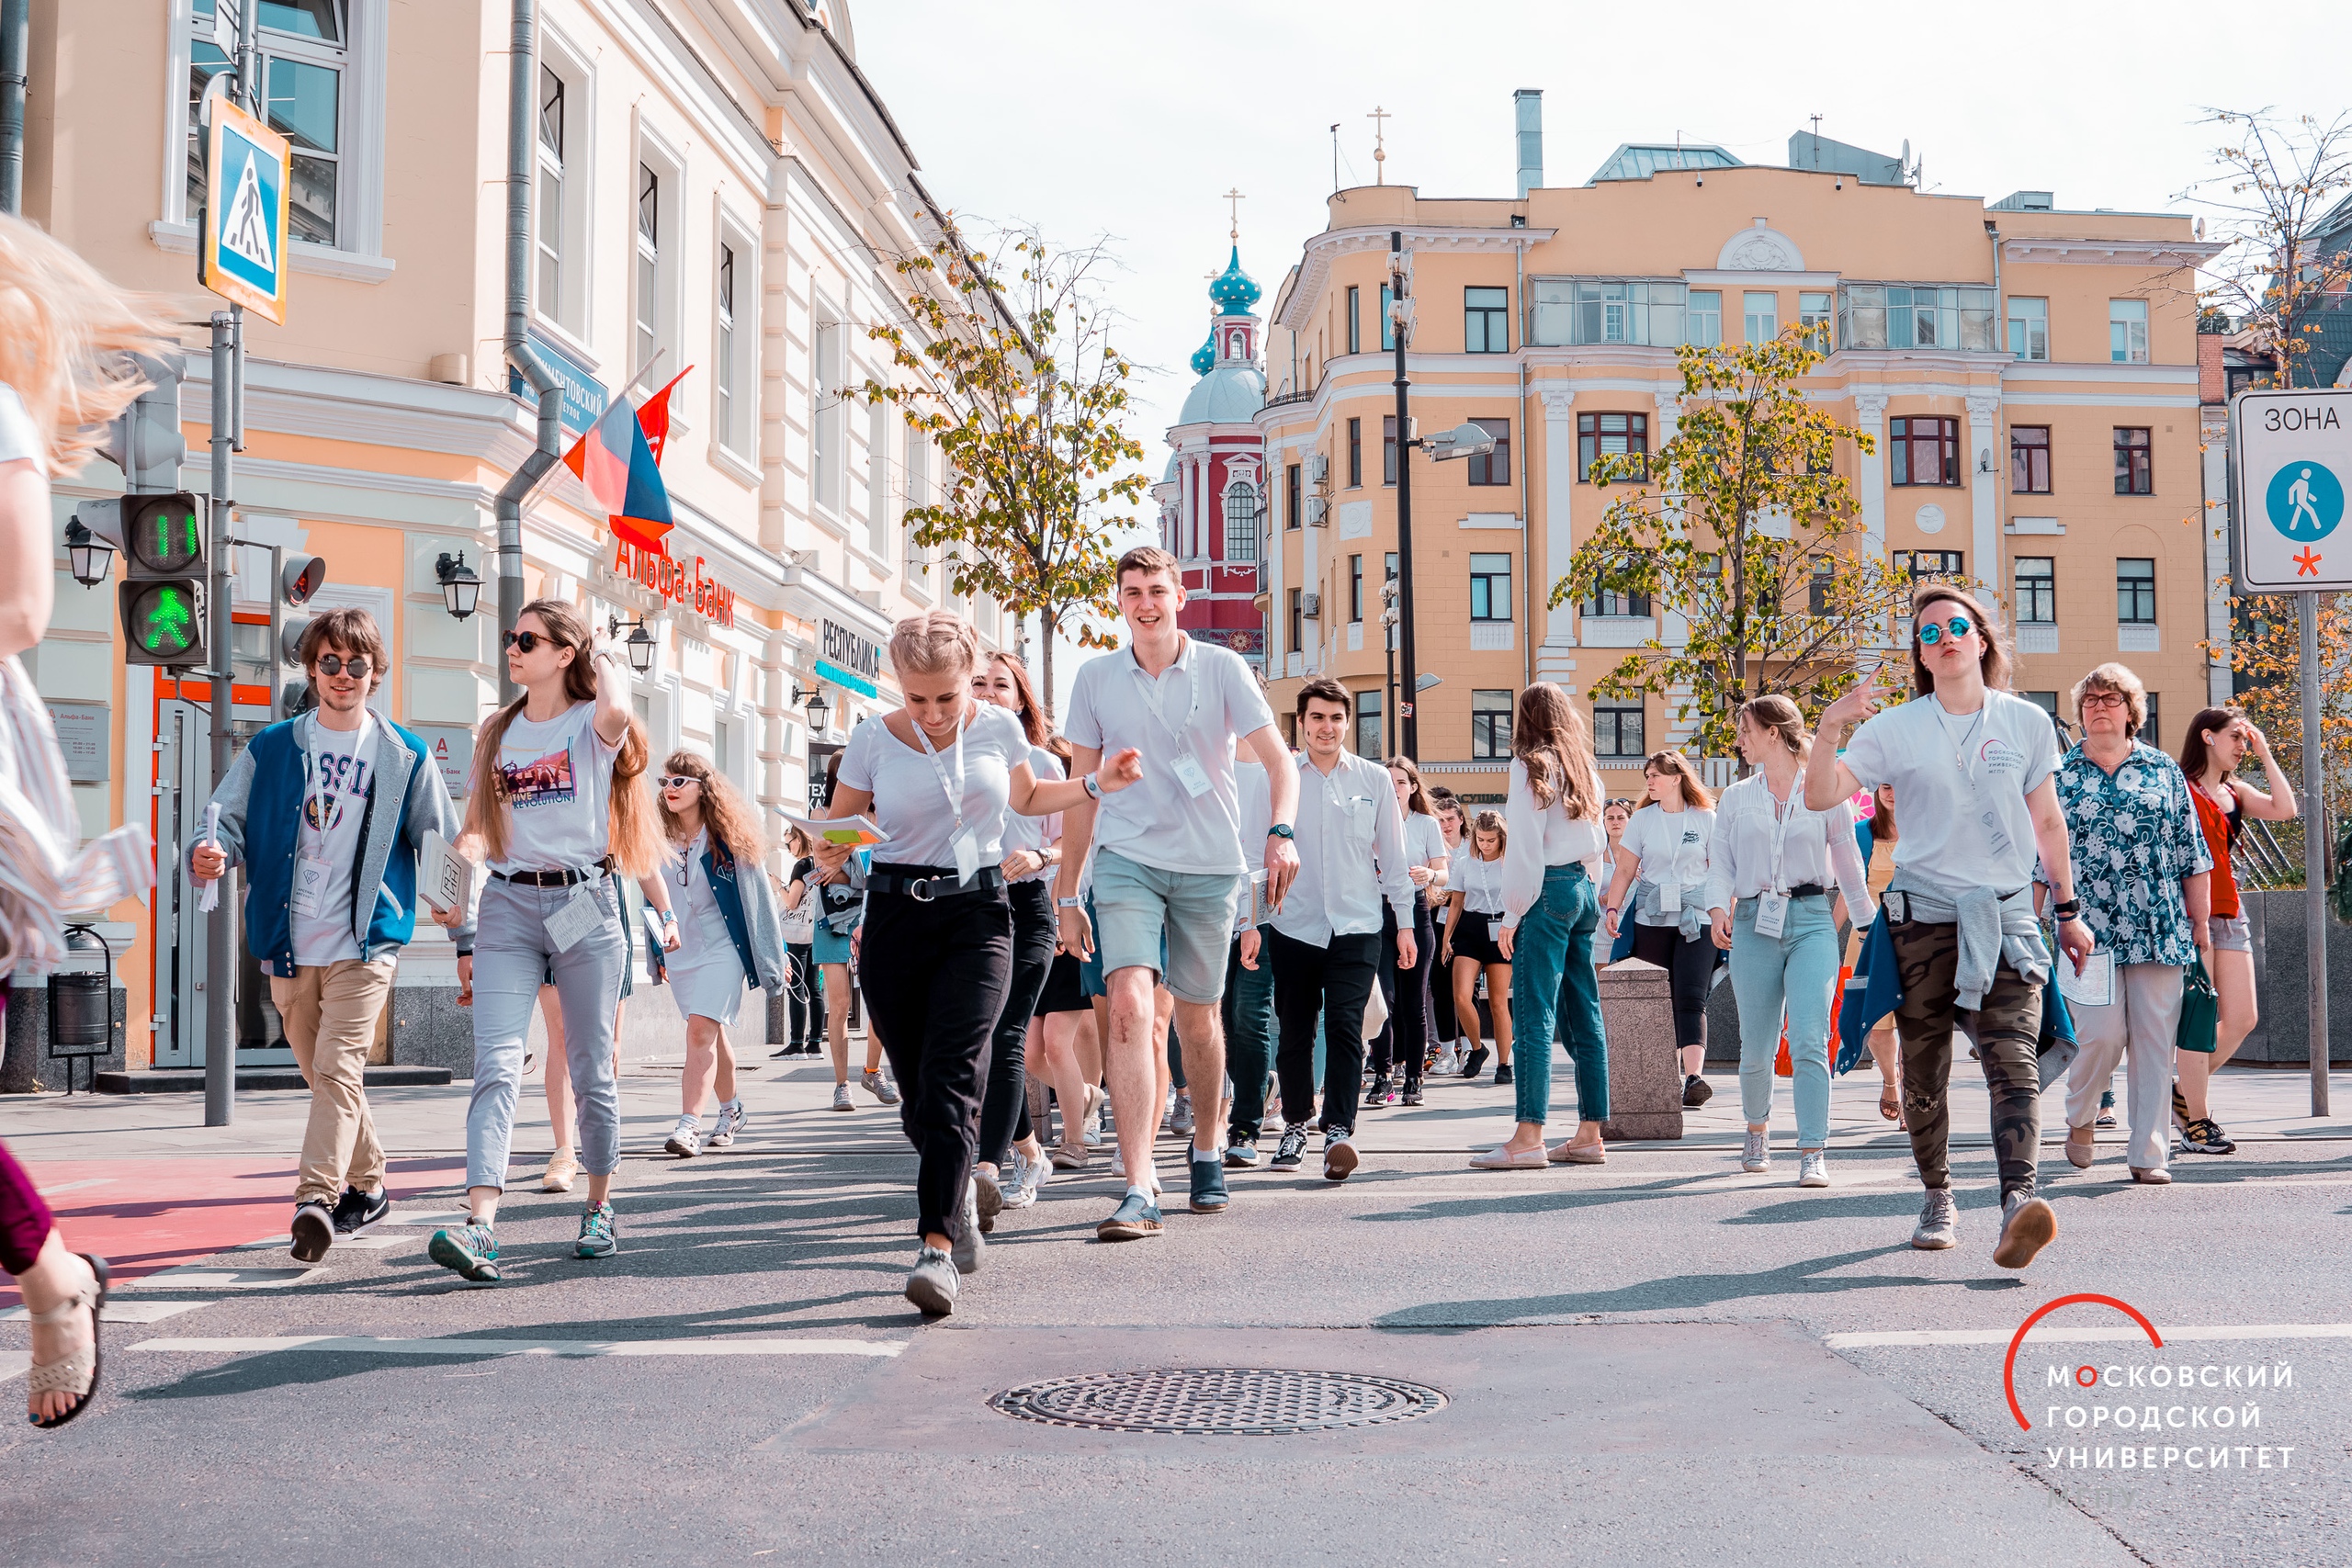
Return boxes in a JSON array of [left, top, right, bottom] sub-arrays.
[[27, 1253, 109, 1430], [2065, 1127, 2097, 1169], [1878, 1078, 1902, 1122]]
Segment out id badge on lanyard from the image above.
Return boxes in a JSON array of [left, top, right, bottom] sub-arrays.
[[1136, 657, 1212, 799], [545, 882, 605, 952], [291, 855, 332, 919], [917, 716, 981, 885], [1754, 773, 1802, 940]]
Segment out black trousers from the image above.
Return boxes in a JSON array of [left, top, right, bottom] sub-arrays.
[[1430, 908, 1461, 1044], [1631, 920, 1713, 1049], [1368, 900, 1432, 1087], [786, 943, 821, 1046], [1270, 926, 1379, 1134], [860, 869, 1012, 1245], [978, 881, 1057, 1168]]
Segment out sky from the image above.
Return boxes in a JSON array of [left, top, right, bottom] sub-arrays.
[[857, 0, 2352, 711]]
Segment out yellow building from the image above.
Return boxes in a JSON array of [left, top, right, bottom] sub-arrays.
[[1256, 108, 2222, 804], [10, 0, 996, 1074]]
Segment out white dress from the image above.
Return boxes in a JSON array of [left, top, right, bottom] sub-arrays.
[[665, 829, 748, 1026]]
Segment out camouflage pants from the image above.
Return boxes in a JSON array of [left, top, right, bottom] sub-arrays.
[[1888, 917, 2043, 1198]]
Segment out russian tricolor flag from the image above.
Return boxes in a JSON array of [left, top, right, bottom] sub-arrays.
[[564, 369, 687, 553]]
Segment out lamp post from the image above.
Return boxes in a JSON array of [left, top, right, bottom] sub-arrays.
[[792, 682, 832, 737], [63, 517, 114, 587], [1388, 231, 1419, 758], [606, 613, 658, 674], [434, 550, 481, 619]]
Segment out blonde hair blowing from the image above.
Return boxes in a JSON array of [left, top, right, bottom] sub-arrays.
[[0, 215, 183, 474], [890, 609, 979, 677]]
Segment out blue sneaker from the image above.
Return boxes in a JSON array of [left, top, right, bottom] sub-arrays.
[[1223, 1138, 1260, 1169], [1096, 1189, 1163, 1242], [427, 1223, 500, 1282], [1188, 1153, 1230, 1213], [575, 1201, 617, 1259]]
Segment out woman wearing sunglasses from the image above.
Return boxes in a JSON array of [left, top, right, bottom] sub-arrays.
[[426, 603, 664, 1282], [1805, 583, 2093, 1269], [654, 752, 786, 1158]]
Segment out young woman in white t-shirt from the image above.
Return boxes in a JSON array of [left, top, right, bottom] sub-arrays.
[[1367, 758, 1449, 1106], [818, 612, 1138, 1316], [1442, 810, 1512, 1082], [427, 600, 664, 1283], [1602, 751, 1719, 1105]]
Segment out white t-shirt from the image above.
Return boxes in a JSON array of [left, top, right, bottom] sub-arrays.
[[1451, 842, 1506, 915], [1001, 743, 1064, 881], [1840, 689, 2060, 893], [1403, 810, 1447, 871], [492, 700, 619, 875], [839, 701, 1029, 870], [291, 711, 376, 966], [1620, 805, 1716, 890], [1064, 636, 1277, 877], [0, 383, 41, 470]]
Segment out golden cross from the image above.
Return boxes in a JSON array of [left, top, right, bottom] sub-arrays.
[[1368, 106, 1390, 183], [1224, 186, 1245, 242]]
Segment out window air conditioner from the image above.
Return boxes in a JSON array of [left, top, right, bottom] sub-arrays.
[[1300, 592, 1321, 618], [1305, 497, 1327, 526], [1307, 454, 1329, 483]]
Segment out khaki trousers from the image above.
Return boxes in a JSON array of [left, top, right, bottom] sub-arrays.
[[271, 955, 398, 1204]]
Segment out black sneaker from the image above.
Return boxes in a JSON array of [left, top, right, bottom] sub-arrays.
[[1683, 1075, 1713, 1108], [1460, 1044, 1491, 1078], [1493, 1064, 1513, 1086], [2180, 1118, 2237, 1155], [1366, 1074, 1395, 1107], [1401, 1083, 1424, 1106], [1271, 1123, 1308, 1170], [770, 1043, 797, 1058], [331, 1185, 390, 1235], [288, 1200, 335, 1263]]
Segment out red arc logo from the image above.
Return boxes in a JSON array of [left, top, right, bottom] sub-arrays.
[[2004, 1293, 2164, 1430]]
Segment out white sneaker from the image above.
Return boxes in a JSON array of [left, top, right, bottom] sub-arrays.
[[1434, 1043, 1462, 1077], [664, 1116, 702, 1158], [1080, 1086, 1104, 1146], [1001, 1151, 1045, 1210], [1797, 1150, 1829, 1188], [1741, 1128, 1770, 1174], [707, 1100, 747, 1148]]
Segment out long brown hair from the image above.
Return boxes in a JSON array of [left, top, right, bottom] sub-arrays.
[[1385, 756, 1434, 817], [1908, 582, 2012, 696], [2179, 705, 2245, 784], [1512, 683, 1600, 819], [1642, 750, 1716, 810], [658, 750, 769, 869], [461, 598, 662, 877], [982, 649, 1049, 746]]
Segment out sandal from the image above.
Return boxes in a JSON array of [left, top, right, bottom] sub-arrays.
[[27, 1253, 109, 1430], [1878, 1078, 1901, 1122]]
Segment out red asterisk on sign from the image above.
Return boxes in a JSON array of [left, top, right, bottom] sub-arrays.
[[2296, 547, 2324, 576]]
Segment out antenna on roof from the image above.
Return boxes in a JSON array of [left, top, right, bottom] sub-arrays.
[[1330, 124, 1340, 193]]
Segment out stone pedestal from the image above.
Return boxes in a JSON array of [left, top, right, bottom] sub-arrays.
[[1597, 958, 1685, 1140]]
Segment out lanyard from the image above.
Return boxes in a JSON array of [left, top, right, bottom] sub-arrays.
[[913, 711, 967, 833], [1764, 769, 1804, 895], [300, 712, 372, 829], [1130, 642, 1201, 751]]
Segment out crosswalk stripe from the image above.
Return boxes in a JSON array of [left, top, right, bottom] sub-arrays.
[[130, 1335, 906, 1359]]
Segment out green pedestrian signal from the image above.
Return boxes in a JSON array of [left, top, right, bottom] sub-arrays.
[[115, 490, 209, 667], [125, 582, 200, 657]]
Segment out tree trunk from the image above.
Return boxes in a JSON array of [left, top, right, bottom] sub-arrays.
[[1038, 606, 1057, 727]]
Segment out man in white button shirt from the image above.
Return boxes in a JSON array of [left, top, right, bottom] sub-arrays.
[[1264, 678, 1416, 1182]]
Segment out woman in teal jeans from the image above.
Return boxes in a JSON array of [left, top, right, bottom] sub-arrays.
[[1472, 684, 1611, 1169]]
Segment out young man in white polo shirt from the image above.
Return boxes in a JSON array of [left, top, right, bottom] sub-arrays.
[[1060, 547, 1300, 1238], [1265, 678, 1417, 1181]]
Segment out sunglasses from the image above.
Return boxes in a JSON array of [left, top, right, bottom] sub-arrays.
[[314, 655, 373, 679], [657, 774, 702, 790], [1915, 615, 1975, 646], [502, 630, 561, 653]]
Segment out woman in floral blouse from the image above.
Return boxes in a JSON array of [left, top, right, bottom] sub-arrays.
[[2054, 663, 2212, 1185]]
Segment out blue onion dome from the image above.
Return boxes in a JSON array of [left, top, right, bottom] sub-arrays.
[[1190, 330, 1216, 376], [1207, 245, 1261, 315]]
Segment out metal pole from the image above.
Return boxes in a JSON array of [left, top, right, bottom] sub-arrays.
[[1390, 229, 1419, 760], [2302, 591, 2331, 1117], [0, 0, 28, 216], [205, 312, 235, 1127], [495, 0, 565, 707]]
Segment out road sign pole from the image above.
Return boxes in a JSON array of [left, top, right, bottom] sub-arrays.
[[2303, 592, 2332, 1117], [205, 310, 235, 1127]]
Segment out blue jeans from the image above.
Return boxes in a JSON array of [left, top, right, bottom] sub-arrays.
[[1728, 895, 1838, 1148], [1221, 931, 1277, 1142], [1508, 864, 1608, 1126]]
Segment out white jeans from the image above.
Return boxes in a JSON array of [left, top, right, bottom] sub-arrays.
[[2064, 962, 2184, 1171]]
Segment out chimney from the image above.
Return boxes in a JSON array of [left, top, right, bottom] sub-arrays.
[[1514, 89, 1544, 198]]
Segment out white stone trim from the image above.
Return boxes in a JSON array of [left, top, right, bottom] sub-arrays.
[[2001, 239, 2227, 268]]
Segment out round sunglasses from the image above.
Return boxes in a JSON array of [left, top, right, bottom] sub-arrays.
[[1916, 614, 1975, 646], [502, 629, 565, 653], [313, 654, 373, 679]]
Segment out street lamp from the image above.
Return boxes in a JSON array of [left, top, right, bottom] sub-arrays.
[[63, 518, 114, 587], [435, 550, 482, 620], [606, 614, 658, 674], [793, 683, 832, 736]]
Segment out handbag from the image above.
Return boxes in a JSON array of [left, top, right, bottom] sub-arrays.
[[2176, 956, 2220, 1055]]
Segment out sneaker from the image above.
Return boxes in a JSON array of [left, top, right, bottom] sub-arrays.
[[1741, 1129, 1770, 1174], [953, 1182, 985, 1274], [1171, 1093, 1195, 1137], [427, 1222, 500, 1282], [1080, 1087, 1104, 1147], [575, 1201, 618, 1259], [1047, 1143, 1090, 1172], [1189, 1152, 1230, 1213], [1493, 1064, 1512, 1087], [665, 1116, 702, 1158], [1323, 1129, 1359, 1182], [2096, 1090, 2116, 1129], [2180, 1117, 2237, 1155], [863, 1068, 900, 1105], [1096, 1189, 1164, 1241], [1683, 1075, 1713, 1108], [831, 1083, 855, 1112], [331, 1185, 390, 1235], [1460, 1044, 1491, 1078], [707, 1100, 748, 1148], [770, 1043, 797, 1058], [906, 1246, 959, 1315], [1270, 1124, 1308, 1170], [1910, 1189, 1960, 1250], [1223, 1137, 1260, 1168], [974, 1167, 1004, 1234], [1366, 1074, 1395, 1107], [1797, 1150, 1829, 1188], [1000, 1153, 1042, 1211], [539, 1149, 580, 1192], [1994, 1189, 2058, 1269], [1401, 1083, 1425, 1107], [288, 1200, 334, 1263], [1431, 1044, 1460, 1077]]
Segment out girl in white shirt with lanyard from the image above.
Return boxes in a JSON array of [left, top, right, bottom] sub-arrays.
[[1368, 758, 1449, 1106], [819, 613, 1137, 1316], [1704, 696, 1874, 1188], [1602, 751, 1719, 1106], [428, 600, 663, 1282], [1442, 810, 1513, 1083]]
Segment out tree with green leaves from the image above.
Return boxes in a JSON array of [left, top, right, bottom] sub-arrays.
[[1552, 331, 1922, 761], [861, 220, 1148, 707]]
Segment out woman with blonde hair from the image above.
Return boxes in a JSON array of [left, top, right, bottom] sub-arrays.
[[427, 599, 664, 1282], [1602, 750, 1720, 1104], [654, 750, 786, 1157]]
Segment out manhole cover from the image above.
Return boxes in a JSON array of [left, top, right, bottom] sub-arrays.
[[989, 1367, 1446, 1436]]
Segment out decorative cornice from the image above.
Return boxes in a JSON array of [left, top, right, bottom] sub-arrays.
[[2000, 238, 2228, 269], [1276, 223, 1557, 332]]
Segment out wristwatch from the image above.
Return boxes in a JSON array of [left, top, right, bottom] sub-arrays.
[[1266, 823, 1295, 840], [1081, 773, 1102, 799], [1057, 896, 1085, 909], [2052, 897, 2082, 919]]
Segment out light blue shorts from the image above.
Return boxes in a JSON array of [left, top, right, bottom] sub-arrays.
[[1090, 848, 1239, 1006], [812, 915, 857, 967]]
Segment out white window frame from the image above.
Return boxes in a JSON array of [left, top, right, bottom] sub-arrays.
[[903, 424, 933, 593], [1743, 290, 1778, 344], [810, 296, 844, 518], [631, 128, 685, 383], [2008, 296, 2049, 361], [534, 32, 593, 340], [1687, 289, 1723, 347], [865, 400, 895, 558], [2109, 298, 2150, 365], [711, 207, 758, 464], [1798, 289, 1833, 350]]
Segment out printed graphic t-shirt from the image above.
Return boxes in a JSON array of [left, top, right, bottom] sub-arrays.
[[291, 711, 376, 966], [491, 700, 618, 875]]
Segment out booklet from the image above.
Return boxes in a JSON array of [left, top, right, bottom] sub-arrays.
[[418, 829, 475, 919], [2056, 948, 2115, 1010], [784, 812, 893, 849]]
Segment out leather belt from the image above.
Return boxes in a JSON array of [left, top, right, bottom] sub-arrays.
[[492, 857, 614, 887], [868, 865, 1005, 903]]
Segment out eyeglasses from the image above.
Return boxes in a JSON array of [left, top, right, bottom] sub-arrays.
[[1915, 615, 1975, 646], [2078, 692, 2130, 711], [314, 655, 373, 679], [502, 630, 554, 653], [657, 774, 702, 790]]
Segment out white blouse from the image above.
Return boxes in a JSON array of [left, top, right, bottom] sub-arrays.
[[1702, 771, 1874, 916], [1500, 757, 1609, 927]]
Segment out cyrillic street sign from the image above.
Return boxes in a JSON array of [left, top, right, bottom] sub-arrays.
[[199, 96, 291, 323], [2233, 388, 2352, 592]]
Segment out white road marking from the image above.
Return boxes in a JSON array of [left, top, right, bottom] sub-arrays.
[[131, 1335, 907, 1359], [0, 1351, 25, 1382], [38, 1179, 116, 1194], [1, 1300, 212, 1325], [121, 1266, 324, 1291], [1826, 1324, 2352, 1349]]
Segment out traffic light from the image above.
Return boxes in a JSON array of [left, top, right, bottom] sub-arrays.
[[275, 552, 328, 717], [118, 491, 209, 666]]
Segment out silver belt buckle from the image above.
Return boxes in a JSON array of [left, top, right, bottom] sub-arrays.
[[908, 878, 937, 904]]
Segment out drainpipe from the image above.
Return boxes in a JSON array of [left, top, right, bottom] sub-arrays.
[[0, 0, 28, 215], [1517, 233, 1532, 691], [494, 0, 563, 705]]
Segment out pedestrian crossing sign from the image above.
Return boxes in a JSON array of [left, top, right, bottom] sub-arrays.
[[198, 96, 290, 323], [2233, 388, 2352, 592]]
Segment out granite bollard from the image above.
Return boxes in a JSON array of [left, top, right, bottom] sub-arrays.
[[1596, 957, 1685, 1140]]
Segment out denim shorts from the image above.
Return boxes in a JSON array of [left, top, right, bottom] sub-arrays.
[[2211, 913, 2252, 953], [1090, 848, 1239, 1005], [1080, 894, 1168, 998], [812, 914, 857, 966]]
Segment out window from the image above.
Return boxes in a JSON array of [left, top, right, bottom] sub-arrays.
[[1286, 462, 1301, 530], [1799, 290, 1833, 350], [2117, 558, 2156, 624], [1349, 554, 1364, 622], [2114, 427, 2153, 494], [865, 402, 891, 557], [1744, 290, 1779, 344], [1466, 417, 1511, 486], [1224, 482, 1260, 562], [903, 426, 930, 587], [2010, 425, 2052, 493], [1346, 285, 1361, 355], [2141, 693, 2161, 748], [1383, 415, 1397, 486], [1464, 287, 1509, 353], [1895, 549, 1965, 581], [634, 163, 662, 374], [1380, 283, 1395, 351], [2007, 297, 2049, 361], [717, 242, 752, 456], [1807, 558, 1834, 615], [1356, 690, 1384, 761], [1838, 285, 1996, 351], [1593, 704, 1645, 760], [1347, 418, 1363, 488], [2015, 557, 2055, 623], [536, 67, 565, 320], [2109, 299, 2149, 364], [1534, 278, 1688, 347], [1472, 690, 1514, 759], [1583, 587, 1651, 617], [1288, 589, 1304, 654], [187, 0, 347, 247], [1889, 416, 1960, 486], [1577, 412, 1649, 482], [1468, 554, 1512, 621], [1687, 289, 1723, 346], [811, 308, 842, 514]]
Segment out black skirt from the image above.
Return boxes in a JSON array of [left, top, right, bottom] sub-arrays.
[[1033, 950, 1091, 1017], [1448, 908, 1508, 966]]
